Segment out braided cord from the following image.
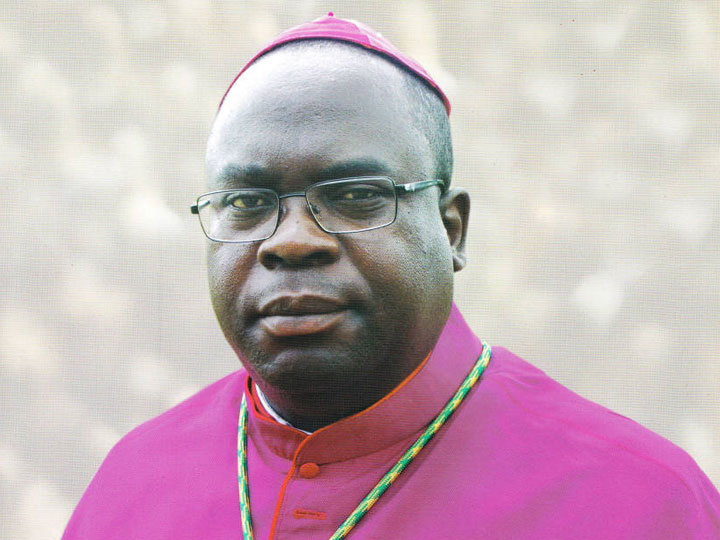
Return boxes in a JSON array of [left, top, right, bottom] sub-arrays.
[[237, 341, 491, 540], [238, 397, 253, 540], [329, 341, 491, 539]]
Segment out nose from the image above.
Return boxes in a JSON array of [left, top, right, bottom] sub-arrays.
[[257, 197, 340, 268]]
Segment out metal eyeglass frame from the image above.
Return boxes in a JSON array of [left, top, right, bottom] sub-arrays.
[[190, 176, 445, 243]]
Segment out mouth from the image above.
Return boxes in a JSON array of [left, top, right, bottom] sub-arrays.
[[257, 295, 349, 337]]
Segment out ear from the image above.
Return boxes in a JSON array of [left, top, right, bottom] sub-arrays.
[[440, 188, 470, 272]]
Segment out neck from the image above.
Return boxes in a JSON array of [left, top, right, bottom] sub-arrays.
[[255, 384, 312, 433], [254, 384, 383, 432], [253, 352, 431, 432]]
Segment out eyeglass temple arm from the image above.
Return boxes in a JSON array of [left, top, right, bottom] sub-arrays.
[[395, 179, 445, 194], [190, 199, 212, 214]]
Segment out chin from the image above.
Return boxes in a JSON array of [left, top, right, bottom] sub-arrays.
[[255, 346, 370, 395]]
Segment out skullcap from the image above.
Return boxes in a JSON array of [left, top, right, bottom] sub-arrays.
[[218, 12, 451, 114]]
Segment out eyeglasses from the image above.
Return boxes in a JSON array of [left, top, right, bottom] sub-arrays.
[[190, 176, 444, 243]]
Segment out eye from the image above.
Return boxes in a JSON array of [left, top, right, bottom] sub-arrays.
[[226, 192, 274, 209], [341, 187, 378, 200], [310, 179, 395, 217]]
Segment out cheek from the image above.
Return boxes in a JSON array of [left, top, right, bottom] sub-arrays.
[[402, 205, 455, 301], [396, 200, 455, 270], [350, 203, 454, 308], [207, 243, 254, 312]]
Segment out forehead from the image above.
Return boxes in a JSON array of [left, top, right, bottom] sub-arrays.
[[206, 44, 431, 187]]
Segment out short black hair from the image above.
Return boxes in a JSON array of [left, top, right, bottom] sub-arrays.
[[398, 64, 453, 188], [261, 39, 453, 189]]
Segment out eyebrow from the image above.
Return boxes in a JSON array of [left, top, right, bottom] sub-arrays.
[[214, 164, 277, 189], [213, 159, 397, 189], [316, 159, 395, 180]]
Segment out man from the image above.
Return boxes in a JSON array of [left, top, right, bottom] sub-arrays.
[[64, 14, 719, 539]]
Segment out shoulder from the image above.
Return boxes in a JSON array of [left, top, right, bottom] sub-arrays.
[[94, 369, 246, 481], [63, 370, 246, 539], [485, 347, 694, 471], [478, 346, 720, 533], [115, 369, 245, 450]]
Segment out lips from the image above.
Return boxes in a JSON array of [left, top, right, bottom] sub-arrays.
[[257, 295, 349, 337]]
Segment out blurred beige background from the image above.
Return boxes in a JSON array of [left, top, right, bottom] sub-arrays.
[[1, 1, 718, 538]]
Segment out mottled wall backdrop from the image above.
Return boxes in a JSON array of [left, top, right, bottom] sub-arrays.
[[1, 1, 718, 538]]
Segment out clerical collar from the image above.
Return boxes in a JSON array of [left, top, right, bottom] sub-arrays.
[[254, 383, 313, 434]]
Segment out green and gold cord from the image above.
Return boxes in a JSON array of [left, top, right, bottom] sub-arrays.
[[238, 341, 491, 540], [238, 396, 253, 540]]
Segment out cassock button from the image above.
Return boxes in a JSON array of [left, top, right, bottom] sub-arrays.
[[299, 462, 320, 479]]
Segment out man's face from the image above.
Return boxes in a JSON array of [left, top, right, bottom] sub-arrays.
[[205, 45, 465, 421]]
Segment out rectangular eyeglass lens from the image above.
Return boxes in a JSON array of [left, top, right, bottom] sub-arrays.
[[201, 190, 277, 241], [309, 178, 396, 233]]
